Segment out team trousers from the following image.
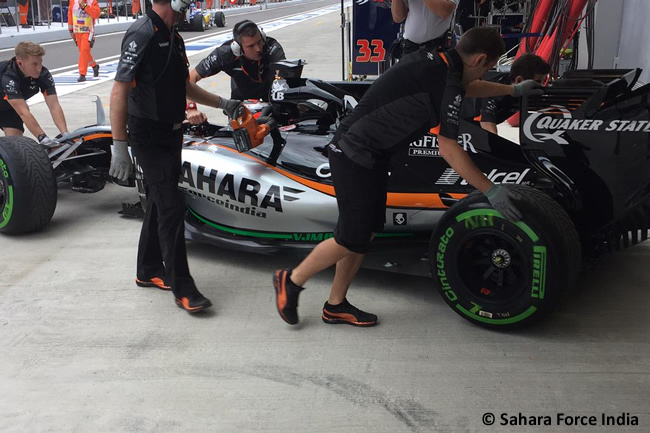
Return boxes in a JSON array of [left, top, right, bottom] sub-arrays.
[[128, 115, 198, 298]]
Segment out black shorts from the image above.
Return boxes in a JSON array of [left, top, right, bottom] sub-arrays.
[[328, 144, 388, 254], [0, 109, 24, 132]]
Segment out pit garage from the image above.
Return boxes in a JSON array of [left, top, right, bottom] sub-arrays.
[[0, 0, 648, 431]]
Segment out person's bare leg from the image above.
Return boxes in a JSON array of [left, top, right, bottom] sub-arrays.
[[290, 237, 354, 287], [328, 252, 365, 304]]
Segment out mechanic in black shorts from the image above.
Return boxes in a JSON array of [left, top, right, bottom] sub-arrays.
[[109, 0, 242, 314], [185, 19, 285, 124], [0, 41, 69, 146], [473, 53, 550, 134], [272, 27, 544, 327]]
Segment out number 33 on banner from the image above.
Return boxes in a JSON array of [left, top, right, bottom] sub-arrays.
[[356, 39, 386, 62]]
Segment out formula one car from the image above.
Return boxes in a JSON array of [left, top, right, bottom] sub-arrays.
[[176, 3, 225, 31], [1, 64, 649, 330]]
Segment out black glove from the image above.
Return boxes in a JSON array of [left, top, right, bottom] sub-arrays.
[[484, 184, 523, 222], [513, 79, 544, 97]]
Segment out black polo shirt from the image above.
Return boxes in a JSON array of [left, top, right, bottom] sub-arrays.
[[194, 37, 285, 100], [0, 58, 56, 111], [479, 72, 516, 124], [332, 48, 466, 169], [115, 9, 189, 124]]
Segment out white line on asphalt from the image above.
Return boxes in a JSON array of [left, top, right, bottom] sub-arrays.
[[26, 3, 344, 105]]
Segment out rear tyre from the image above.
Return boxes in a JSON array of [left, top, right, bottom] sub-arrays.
[[214, 11, 226, 27], [429, 185, 581, 330], [0, 136, 57, 234]]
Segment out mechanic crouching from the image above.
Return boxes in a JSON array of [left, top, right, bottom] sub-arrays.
[[272, 27, 544, 327], [109, 0, 241, 314], [0, 42, 69, 145], [185, 19, 286, 124], [471, 53, 550, 134]]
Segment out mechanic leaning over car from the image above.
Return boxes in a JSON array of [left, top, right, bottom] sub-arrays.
[[272, 27, 544, 328], [472, 53, 550, 134], [109, 0, 242, 314], [0, 42, 70, 146], [185, 19, 286, 124]]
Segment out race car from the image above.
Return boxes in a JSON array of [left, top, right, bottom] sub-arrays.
[[176, 3, 226, 31], [1, 65, 649, 330]]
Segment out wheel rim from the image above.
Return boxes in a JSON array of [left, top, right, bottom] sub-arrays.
[[455, 229, 530, 304]]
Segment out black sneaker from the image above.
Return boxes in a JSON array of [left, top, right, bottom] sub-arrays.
[[135, 276, 171, 291], [77, 74, 86, 82], [175, 292, 212, 313], [273, 269, 304, 325], [322, 299, 377, 327], [92, 64, 100, 77]]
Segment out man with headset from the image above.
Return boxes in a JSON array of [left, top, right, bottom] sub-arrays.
[[185, 19, 285, 124], [109, 0, 241, 313]]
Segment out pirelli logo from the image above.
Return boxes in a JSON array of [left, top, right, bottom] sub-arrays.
[[531, 246, 547, 299]]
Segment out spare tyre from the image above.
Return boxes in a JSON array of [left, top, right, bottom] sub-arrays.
[[429, 185, 581, 330], [0, 136, 57, 235]]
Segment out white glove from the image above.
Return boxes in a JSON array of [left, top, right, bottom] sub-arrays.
[[513, 80, 544, 97], [484, 184, 523, 222], [219, 97, 243, 119], [38, 134, 55, 148], [109, 139, 133, 182]]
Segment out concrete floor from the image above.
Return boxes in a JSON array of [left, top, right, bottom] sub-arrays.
[[2, 9, 649, 433]]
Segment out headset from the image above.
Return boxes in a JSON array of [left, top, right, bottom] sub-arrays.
[[171, 0, 193, 14], [230, 20, 267, 57]]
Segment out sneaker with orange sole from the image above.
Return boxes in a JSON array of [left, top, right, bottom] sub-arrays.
[[135, 276, 171, 291], [273, 269, 304, 325], [322, 299, 377, 327], [175, 293, 212, 314]]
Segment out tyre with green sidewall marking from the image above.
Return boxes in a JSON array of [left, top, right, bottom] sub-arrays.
[[429, 185, 581, 330], [0, 136, 57, 235]]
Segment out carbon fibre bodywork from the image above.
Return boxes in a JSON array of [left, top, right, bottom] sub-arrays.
[[177, 67, 650, 266]]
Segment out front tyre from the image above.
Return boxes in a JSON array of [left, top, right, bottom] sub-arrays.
[[214, 11, 226, 27], [430, 185, 581, 330], [0, 136, 57, 234], [192, 14, 205, 32]]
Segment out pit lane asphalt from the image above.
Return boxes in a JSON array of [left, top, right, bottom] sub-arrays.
[[1, 8, 649, 433]]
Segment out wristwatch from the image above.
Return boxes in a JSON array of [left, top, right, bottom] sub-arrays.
[[186, 102, 197, 110]]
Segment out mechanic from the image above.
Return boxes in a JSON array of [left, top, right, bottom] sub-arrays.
[[109, 0, 242, 314], [185, 19, 285, 124], [0, 41, 69, 145], [68, 0, 100, 82], [272, 27, 544, 327], [474, 53, 550, 134], [391, 0, 458, 58]]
